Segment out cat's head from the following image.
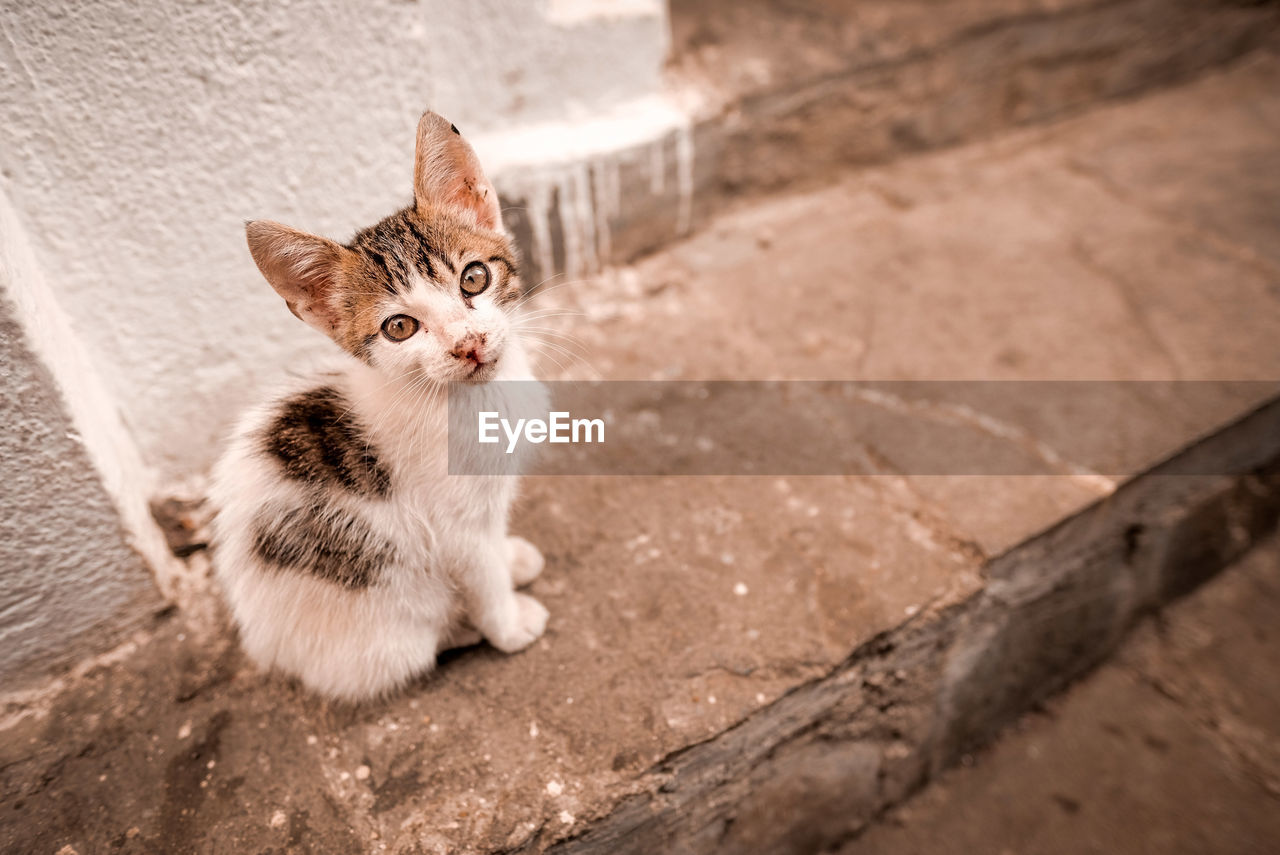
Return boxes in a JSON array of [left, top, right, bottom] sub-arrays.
[[245, 112, 520, 384]]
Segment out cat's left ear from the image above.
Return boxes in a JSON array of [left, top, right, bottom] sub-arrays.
[[245, 220, 350, 338], [413, 111, 503, 232]]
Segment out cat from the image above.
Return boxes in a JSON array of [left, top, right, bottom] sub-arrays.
[[210, 111, 551, 702]]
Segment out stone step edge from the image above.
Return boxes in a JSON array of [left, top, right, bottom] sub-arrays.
[[489, 0, 1278, 287], [506, 394, 1280, 854]]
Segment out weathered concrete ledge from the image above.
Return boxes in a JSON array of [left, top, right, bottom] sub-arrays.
[[843, 529, 1280, 854], [496, 0, 1280, 285], [542, 402, 1280, 855]]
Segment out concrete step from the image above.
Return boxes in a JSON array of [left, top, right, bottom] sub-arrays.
[[493, 0, 1280, 285], [837, 533, 1280, 855], [3, 53, 1280, 855]]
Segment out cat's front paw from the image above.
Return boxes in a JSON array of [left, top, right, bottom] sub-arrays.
[[486, 593, 549, 653], [507, 535, 546, 587]]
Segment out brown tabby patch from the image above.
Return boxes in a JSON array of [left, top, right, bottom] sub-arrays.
[[251, 503, 396, 589], [263, 386, 391, 497]]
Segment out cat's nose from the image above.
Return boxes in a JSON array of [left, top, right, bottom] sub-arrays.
[[449, 332, 488, 365]]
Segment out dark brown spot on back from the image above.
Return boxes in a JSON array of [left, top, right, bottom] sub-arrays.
[[251, 503, 395, 589], [263, 387, 391, 497]]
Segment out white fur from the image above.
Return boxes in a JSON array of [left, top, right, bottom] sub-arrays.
[[210, 274, 549, 702]]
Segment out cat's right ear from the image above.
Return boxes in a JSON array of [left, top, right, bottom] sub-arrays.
[[245, 220, 348, 337], [413, 111, 503, 232]]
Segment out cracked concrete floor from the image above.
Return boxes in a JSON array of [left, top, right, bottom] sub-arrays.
[[838, 532, 1280, 855], [2, 53, 1280, 855]]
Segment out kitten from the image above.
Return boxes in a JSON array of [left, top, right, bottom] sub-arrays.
[[210, 112, 550, 702]]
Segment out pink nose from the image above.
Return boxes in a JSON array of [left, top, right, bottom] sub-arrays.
[[449, 333, 488, 365]]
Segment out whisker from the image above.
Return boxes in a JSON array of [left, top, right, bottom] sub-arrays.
[[517, 331, 589, 359], [512, 276, 590, 310], [525, 338, 584, 376], [514, 308, 585, 322]]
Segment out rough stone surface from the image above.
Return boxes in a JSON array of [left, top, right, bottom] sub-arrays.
[[0, 291, 164, 689], [3, 56, 1280, 855], [674, 0, 1280, 199], [840, 534, 1280, 855], [534, 452, 1280, 855]]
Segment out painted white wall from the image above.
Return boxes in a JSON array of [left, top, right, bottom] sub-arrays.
[[0, 0, 669, 481], [0, 0, 670, 688]]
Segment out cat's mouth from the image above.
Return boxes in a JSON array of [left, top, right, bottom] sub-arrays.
[[463, 357, 499, 382]]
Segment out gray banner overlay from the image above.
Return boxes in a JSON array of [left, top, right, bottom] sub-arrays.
[[446, 381, 1280, 476]]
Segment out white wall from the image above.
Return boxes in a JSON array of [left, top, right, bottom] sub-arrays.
[[0, 0, 669, 688], [0, 0, 668, 480]]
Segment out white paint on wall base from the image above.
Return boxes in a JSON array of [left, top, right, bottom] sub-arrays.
[[472, 91, 696, 174], [479, 89, 700, 282], [674, 123, 697, 237], [546, 0, 665, 26]]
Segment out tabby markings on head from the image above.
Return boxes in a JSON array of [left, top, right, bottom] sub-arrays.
[[346, 207, 520, 305], [251, 503, 397, 589], [262, 386, 391, 497]]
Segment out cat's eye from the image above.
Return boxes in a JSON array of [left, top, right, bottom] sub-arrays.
[[460, 261, 491, 298], [380, 314, 420, 342]]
